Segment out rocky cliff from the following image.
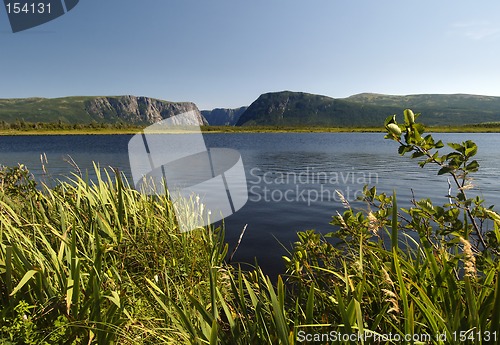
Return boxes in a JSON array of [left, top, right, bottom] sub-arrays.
[[84, 96, 206, 125], [201, 107, 247, 126]]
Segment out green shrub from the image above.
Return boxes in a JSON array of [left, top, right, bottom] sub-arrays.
[[283, 109, 500, 344]]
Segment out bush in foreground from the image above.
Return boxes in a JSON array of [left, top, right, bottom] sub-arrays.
[[284, 110, 500, 344]]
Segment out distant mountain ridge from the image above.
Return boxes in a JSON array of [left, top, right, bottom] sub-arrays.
[[2, 92, 500, 127], [236, 91, 500, 126], [201, 107, 247, 126], [0, 96, 206, 125], [346, 92, 500, 110]]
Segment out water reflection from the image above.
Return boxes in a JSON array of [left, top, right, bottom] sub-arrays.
[[1, 133, 500, 276]]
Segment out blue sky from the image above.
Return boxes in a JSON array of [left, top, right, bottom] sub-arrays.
[[1, 1, 500, 109]]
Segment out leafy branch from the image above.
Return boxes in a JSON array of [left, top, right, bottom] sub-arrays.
[[385, 109, 498, 256]]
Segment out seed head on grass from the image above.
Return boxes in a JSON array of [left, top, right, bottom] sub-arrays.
[[381, 267, 394, 287], [335, 190, 350, 209], [367, 212, 381, 238], [382, 288, 400, 315], [460, 237, 476, 278], [379, 267, 399, 319], [336, 211, 348, 229]]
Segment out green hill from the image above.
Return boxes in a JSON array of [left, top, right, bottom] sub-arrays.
[[0, 97, 95, 123], [0, 96, 204, 125], [236, 91, 500, 126]]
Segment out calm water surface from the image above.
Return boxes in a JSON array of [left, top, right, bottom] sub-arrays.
[[1, 133, 500, 276]]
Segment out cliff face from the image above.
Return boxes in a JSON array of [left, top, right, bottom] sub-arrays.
[[235, 91, 338, 126], [201, 107, 247, 126], [85, 96, 207, 125]]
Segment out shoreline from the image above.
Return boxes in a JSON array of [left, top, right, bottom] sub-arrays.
[[2, 125, 500, 135]]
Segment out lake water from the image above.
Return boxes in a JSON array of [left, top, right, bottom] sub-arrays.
[[1, 133, 500, 276]]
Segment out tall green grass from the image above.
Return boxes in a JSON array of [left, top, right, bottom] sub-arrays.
[[0, 165, 230, 344]]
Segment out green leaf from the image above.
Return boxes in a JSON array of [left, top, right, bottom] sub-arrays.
[[391, 190, 398, 251], [448, 142, 463, 151], [209, 267, 218, 320], [490, 273, 500, 335], [465, 145, 478, 158], [104, 291, 121, 308], [66, 277, 74, 314], [216, 288, 235, 330], [5, 246, 12, 296], [417, 199, 435, 214], [10, 270, 38, 296], [398, 145, 412, 155], [209, 319, 218, 345], [306, 283, 315, 324], [413, 123, 425, 134], [335, 286, 351, 334], [267, 276, 289, 345], [393, 249, 410, 335], [466, 160, 479, 172], [186, 293, 215, 326], [438, 166, 455, 175], [464, 277, 479, 330], [411, 151, 425, 159], [384, 114, 397, 127]]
